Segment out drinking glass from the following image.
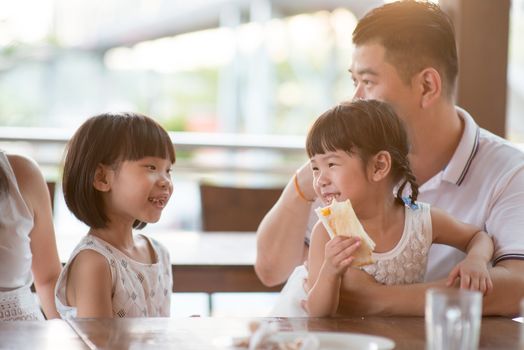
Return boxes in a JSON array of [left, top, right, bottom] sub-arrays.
[[425, 288, 482, 350], [520, 298, 524, 348]]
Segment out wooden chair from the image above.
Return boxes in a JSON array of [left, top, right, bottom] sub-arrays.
[[199, 182, 284, 313], [199, 183, 283, 232]]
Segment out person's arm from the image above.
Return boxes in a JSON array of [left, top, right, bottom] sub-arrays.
[[337, 207, 518, 316], [336, 209, 496, 317], [338, 260, 524, 317], [430, 208, 494, 294], [482, 259, 524, 315], [255, 162, 316, 286], [67, 250, 113, 318], [306, 222, 360, 317], [10, 155, 62, 319], [338, 269, 445, 316]]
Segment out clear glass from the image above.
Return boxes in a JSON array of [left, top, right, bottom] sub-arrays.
[[520, 298, 524, 348], [425, 288, 482, 350]]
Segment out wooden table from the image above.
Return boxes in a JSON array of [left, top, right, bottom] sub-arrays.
[[63, 316, 521, 350], [57, 231, 282, 294], [0, 319, 88, 349]]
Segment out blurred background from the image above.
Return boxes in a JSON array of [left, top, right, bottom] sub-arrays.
[[0, 0, 523, 316]]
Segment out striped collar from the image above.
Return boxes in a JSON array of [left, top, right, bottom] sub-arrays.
[[441, 107, 480, 186]]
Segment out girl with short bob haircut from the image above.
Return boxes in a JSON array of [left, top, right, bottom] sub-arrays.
[[55, 112, 175, 318]]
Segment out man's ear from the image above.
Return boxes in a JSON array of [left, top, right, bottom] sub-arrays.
[[369, 151, 391, 182], [93, 164, 113, 192], [415, 67, 442, 109]]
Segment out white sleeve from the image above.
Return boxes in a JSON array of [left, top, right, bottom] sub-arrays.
[[486, 167, 524, 265]]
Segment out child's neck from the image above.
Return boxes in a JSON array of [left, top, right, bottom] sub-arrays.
[[89, 224, 135, 251], [357, 196, 405, 253]]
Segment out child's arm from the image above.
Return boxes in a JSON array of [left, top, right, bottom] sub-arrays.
[[306, 222, 361, 317], [431, 207, 494, 294], [66, 250, 113, 318]]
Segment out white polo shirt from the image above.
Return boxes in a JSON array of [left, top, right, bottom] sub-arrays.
[[422, 107, 524, 281]]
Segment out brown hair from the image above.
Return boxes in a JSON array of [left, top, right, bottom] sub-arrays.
[[62, 112, 175, 229], [306, 100, 418, 206], [353, 0, 458, 98]]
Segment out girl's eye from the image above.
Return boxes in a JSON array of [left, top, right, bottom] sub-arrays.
[[311, 166, 319, 171], [328, 163, 336, 168], [146, 165, 156, 171], [166, 168, 172, 174]]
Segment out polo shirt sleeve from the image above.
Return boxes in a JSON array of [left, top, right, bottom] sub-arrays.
[[486, 166, 524, 265]]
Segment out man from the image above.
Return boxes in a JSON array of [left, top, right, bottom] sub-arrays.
[[255, 0, 524, 316]]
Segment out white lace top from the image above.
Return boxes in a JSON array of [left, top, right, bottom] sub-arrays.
[[362, 202, 433, 285], [270, 202, 433, 317], [55, 234, 172, 318]]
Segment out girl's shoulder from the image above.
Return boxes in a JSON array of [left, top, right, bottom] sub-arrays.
[[66, 235, 119, 268], [414, 201, 430, 212], [7, 153, 48, 214], [7, 154, 43, 189], [404, 201, 432, 236], [68, 247, 112, 278]]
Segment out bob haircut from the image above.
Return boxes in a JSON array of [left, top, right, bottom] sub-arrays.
[[62, 112, 176, 229]]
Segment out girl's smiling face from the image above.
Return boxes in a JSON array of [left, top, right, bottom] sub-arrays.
[[310, 149, 371, 209], [102, 156, 173, 226]]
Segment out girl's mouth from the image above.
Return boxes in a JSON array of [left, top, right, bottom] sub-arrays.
[[321, 193, 340, 204], [148, 196, 169, 208]]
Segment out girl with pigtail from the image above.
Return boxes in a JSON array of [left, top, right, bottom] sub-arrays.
[[270, 100, 494, 317]]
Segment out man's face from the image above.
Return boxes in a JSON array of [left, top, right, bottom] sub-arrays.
[[350, 42, 418, 126]]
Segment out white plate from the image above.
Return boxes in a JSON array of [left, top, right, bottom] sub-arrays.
[[271, 331, 395, 350]]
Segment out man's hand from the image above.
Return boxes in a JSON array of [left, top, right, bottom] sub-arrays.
[[337, 267, 385, 316]]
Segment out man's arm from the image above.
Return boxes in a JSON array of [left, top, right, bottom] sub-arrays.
[[337, 267, 443, 316], [337, 260, 524, 316], [483, 260, 524, 316], [255, 163, 316, 286]]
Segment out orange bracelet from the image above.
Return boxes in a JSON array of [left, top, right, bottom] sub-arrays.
[[293, 172, 314, 203]]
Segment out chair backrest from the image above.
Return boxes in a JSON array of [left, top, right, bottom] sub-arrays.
[[199, 183, 283, 232]]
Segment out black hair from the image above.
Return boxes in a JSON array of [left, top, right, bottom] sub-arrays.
[[353, 0, 458, 98], [62, 112, 176, 229], [306, 99, 418, 206]]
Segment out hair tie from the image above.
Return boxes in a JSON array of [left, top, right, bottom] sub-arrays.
[[402, 196, 419, 210]]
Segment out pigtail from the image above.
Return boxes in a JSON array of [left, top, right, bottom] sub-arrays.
[[395, 158, 419, 207]]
